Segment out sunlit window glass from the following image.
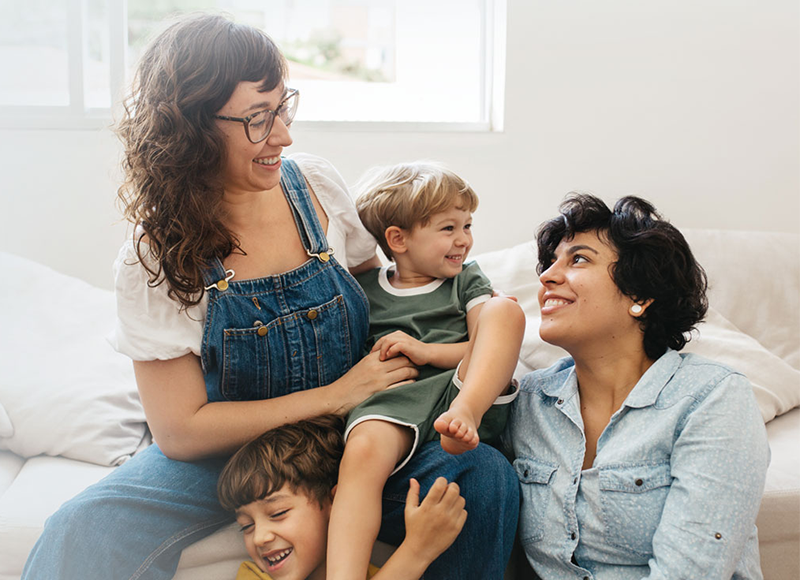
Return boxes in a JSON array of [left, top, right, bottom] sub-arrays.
[[0, 1, 70, 106]]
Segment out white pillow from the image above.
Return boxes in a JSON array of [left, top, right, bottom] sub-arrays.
[[682, 307, 800, 422], [0, 252, 148, 466]]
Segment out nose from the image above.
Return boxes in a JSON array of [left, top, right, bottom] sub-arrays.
[[253, 524, 276, 547], [266, 116, 293, 148], [539, 259, 563, 286]]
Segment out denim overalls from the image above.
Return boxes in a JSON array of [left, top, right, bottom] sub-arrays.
[[199, 158, 369, 403], [23, 159, 519, 580]]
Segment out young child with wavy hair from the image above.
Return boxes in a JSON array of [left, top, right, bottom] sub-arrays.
[[218, 414, 467, 580]]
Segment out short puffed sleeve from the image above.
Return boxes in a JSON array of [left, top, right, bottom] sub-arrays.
[[291, 153, 377, 268], [109, 241, 206, 361]]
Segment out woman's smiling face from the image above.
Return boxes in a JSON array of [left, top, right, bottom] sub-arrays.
[[215, 81, 293, 196], [537, 230, 639, 354]]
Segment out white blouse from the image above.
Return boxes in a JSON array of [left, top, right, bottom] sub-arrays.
[[110, 153, 377, 361]]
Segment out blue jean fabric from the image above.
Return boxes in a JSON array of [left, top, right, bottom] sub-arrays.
[[22, 159, 518, 580]]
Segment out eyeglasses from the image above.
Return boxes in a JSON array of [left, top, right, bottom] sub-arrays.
[[213, 88, 299, 143]]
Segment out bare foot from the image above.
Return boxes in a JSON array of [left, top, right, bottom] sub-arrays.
[[434, 407, 480, 455]]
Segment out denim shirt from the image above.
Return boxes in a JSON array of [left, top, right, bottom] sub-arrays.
[[505, 350, 769, 580]]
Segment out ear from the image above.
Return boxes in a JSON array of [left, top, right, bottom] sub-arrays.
[[630, 298, 654, 317], [385, 226, 409, 256]]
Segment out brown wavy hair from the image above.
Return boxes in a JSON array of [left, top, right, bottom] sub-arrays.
[[217, 415, 345, 511], [116, 13, 287, 308]]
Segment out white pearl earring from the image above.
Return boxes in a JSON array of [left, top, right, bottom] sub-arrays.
[[630, 304, 643, 315]]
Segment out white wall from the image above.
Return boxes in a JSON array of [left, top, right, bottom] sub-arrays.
[[1, 0, 798, 290]]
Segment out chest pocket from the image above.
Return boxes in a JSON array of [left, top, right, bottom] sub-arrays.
[[514, 457, 558, 545], [220, 294, 353, 401], [599, 461, 672, 557]]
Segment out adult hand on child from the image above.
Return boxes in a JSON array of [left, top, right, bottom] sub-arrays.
[[330, 350, 418, 414], [372, 330, 430, 366]]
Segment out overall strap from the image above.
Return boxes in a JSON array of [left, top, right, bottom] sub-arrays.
[[201, 257, 234, 291], [280, 158, 332, 260]]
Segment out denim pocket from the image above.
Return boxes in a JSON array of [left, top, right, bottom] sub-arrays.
[[514, 457, 558, 545], [599, 461, 672, 557], [220, 294, 352, 401]]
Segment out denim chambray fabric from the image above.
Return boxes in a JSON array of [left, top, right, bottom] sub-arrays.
[[505, 349, 769, 580]]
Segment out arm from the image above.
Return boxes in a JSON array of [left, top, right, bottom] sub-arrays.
[[350, 254, 382, 276], [372, 477, 467, 580], [644, 373, 769, 579], [371, 331, 468, 369], [133, 350, 417, 461], [371, 300, 487, 369]]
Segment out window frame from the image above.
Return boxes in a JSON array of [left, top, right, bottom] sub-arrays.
[[0, 0, 506, 132]]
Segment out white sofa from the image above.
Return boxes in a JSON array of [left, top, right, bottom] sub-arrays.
[[1, 228, 798, 580]]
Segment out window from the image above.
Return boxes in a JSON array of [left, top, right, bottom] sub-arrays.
[[0, 0, 504, 130]]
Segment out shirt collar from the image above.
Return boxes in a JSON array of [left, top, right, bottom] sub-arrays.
[[620, 349, 682, 408], [539, 349, 681, 409]]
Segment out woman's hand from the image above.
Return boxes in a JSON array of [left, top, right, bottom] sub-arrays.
[[328, 350, 418, 414], [372, 330, 431, 365]]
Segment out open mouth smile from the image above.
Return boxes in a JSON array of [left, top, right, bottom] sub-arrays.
[[254, 156, 280, 166], [264, 547, 293, 568]]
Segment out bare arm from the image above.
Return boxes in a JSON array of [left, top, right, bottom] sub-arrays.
[[349, 254, 382, 276], [372, 478, 467, 580], [134, 351, 417, 461], [370, 301, 487, 369]]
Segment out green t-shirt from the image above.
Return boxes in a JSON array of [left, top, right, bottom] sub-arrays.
[[356, 262, 493, 378]]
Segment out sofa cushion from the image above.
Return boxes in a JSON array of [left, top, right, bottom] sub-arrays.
[[0, 455, 114, 579], [0, 252, 148, 467]]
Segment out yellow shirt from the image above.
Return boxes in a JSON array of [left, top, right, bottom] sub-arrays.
[[235, 560, 380, 579]]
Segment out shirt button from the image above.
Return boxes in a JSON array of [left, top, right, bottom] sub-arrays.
[[573, 477, 578, 484], [571, 532, 576, 540], [557, 399, 564, 405], [523, 469, 529, 477], [635, 478, 644, 486], [307, 309, 318, 320], [715, 532, 723, 540]]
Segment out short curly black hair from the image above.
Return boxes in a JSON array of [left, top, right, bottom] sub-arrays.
[[536, 193, 708, 360]]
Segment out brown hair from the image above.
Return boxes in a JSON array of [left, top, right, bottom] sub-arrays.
[[217, 415, 345, 511], [355, 162, 479, 260], [115, 13, 287, 309]]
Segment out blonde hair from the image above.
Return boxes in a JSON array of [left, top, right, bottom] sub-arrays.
[[355, 162, 479, 260]]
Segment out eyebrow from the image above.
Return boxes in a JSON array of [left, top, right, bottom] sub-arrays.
[[565, 244, 600, 255], [241, 86, 288, 115], [258, 493, 290, 504]]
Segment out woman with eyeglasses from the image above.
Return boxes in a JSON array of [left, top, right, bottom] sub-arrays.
[[21, 13, 518, 580]]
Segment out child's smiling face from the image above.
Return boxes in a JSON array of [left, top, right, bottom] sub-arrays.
[[397, 205, 474, 284], [235, 485, 332, 580]]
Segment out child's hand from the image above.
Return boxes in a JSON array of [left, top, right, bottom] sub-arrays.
[[371, 331, 430, 366], [402, 477, 467, 562]]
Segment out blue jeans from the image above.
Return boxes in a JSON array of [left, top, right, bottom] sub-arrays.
[[23, 442, 517, 579]]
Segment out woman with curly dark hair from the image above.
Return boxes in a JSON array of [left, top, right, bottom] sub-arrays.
[[21, 13, 518, 580], [505, 193, 769, 579]]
